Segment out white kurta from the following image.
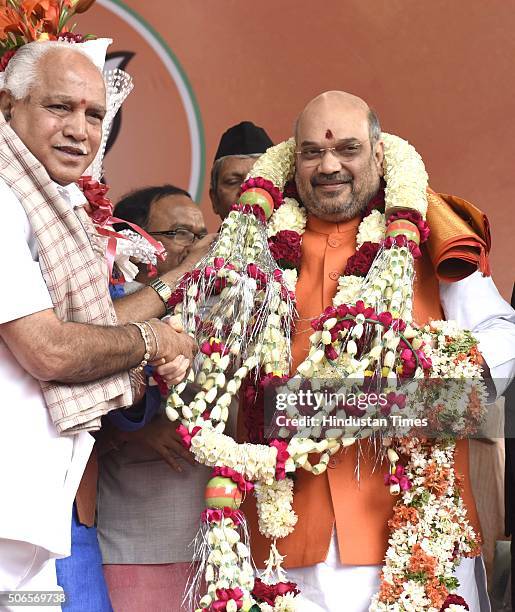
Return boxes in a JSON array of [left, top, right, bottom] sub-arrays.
[[0, 178, 93, 558]]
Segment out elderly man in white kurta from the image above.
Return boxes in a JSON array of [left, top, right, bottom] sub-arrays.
[[0, 40, 195, 605]]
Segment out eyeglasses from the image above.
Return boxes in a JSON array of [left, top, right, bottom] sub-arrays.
[[295, 141, 366, 166], [148, 228, 207, 246]]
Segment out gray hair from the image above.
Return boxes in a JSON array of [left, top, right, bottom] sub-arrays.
[[3, 41, 101, 100], [210, 153, 261, 191], [368, 108, 381, 145]]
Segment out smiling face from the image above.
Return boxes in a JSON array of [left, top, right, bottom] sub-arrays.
[[294, 91, 384, 222], [2, 49, 106, 186]]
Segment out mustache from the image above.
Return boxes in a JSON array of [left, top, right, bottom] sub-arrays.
[[311, 173, 352, 186], [54, 144, 88, 155]]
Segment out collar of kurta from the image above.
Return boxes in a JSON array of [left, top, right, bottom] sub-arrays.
[[306, 214, 361, 236]]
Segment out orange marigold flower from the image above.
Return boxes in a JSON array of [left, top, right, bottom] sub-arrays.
[[426, 578, 448, 608], [388, 505, 419, 530], [408, 543, 437, 575], [378, 575, 403, 603], [424, 463, 449, 498]]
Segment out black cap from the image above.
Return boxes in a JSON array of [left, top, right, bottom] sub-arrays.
[[214, 121, 273, 162]]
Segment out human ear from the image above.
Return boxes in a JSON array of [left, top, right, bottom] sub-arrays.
[[0, 90, 15, 121]]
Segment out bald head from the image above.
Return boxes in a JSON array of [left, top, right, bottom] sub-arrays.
[[295, 91, 380, 145], [293, 90, 384, 223]]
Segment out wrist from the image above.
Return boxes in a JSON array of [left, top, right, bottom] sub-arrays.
[[148, 277, 172, 316], [128, 321, 158, 370]]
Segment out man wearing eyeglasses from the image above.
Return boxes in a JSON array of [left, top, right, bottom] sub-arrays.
[[241, 91, 515, 611], [95, 184, 216, 611], [113, 184, 209, 283]]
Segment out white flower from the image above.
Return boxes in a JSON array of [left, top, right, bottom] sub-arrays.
[[356, 209, 386, 247], [282, 268, 298, 293], [248, 138, 296, 189], [273, 593, 298, 611], [254, 479, 297, 539], [333, 275, 364, 306], [267, 198, 307, 237], [382, 133, 428, 219]]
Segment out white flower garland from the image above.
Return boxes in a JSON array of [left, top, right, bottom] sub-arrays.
[[254, 479, 297, 540], [167, 132, 483, 612]]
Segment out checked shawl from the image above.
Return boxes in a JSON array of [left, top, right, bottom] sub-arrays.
[[0, 113, 133, 434]]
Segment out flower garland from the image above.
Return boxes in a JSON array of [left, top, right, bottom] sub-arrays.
[[371, 440, 481, 612], [165, 134, 485, 611]]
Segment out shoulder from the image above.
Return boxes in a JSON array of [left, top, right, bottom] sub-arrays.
[[0, 177, 31, 238], [0, 176, 27, 218]]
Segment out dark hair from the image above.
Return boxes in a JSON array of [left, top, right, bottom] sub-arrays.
[[113, 184, 191, 231]]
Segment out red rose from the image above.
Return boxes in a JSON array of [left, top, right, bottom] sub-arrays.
[[252, 578, 276, 605], [344, 241, 380, 277], [252, 578, 299, 605], [269, 230, 301, 267], [440, 594, 469, 610], [275, 581, 300, 598]]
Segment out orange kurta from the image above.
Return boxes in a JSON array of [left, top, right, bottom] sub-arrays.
[[242, 214, 481, 568]]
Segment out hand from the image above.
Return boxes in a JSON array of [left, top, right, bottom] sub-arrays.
[[148, 317, 197, 364], [153, 354, 190, 386], [123, 414, 196, 472], [182, 233, 218, 269]]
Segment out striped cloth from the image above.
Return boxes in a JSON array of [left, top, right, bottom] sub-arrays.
[[0, 113, 132, 434]]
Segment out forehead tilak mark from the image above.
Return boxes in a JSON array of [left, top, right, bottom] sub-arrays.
[[325, 129, 333, 140]]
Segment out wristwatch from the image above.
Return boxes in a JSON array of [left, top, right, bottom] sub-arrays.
[[149, 277, 172, 313]]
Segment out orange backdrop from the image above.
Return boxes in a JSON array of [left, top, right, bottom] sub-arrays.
[[77, 0, 515, 299]]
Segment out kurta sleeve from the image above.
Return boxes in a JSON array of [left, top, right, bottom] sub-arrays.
[[439, 271, 515, 397]]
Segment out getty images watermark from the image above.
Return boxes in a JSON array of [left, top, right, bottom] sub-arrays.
[[273, 388, 427, 430], [262, 377, 511, 440]]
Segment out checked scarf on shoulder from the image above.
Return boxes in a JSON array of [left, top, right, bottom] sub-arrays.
[[0, 112, 133, 434]]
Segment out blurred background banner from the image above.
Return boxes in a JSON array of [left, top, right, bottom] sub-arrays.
[[78, 0, 515, 299]]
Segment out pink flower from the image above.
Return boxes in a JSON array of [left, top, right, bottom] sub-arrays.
[[270, 439, 290, 480], [201, 507, 244, 525], [176, 424, 201, 449], [384, 465, 411, 491], [212, 466, 254, 493], [212, 588, 244, 611], [200, 339, 226, 356]]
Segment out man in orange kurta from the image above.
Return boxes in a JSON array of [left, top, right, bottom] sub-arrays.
[[242, 91, 515, 611]]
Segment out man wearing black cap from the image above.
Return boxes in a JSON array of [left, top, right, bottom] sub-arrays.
[[210, 121, 273, 220]]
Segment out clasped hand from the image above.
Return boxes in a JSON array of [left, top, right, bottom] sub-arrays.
[[147, 316, 197, 386]]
